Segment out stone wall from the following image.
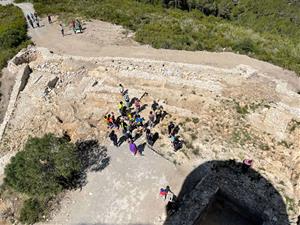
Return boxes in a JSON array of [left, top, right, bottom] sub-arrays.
[[0, 64, 32, 142]]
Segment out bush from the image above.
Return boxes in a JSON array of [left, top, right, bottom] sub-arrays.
[[3, 134, 109, 224], [4, 134, 81, 197], [0, 5, 29, 72], [20, 198, 46, 224]]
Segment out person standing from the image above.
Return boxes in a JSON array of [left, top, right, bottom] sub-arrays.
[[146, 129, 154, 146], [119, 84, 124, 95], [109, 130, 118, 147], [59, 23, 64, 37], [71, 20, 76, 34], [168, 122, 175, 135], [148, 111, 156, 128], [36, 18, 40, 28], [48, 15, 52, 24], [26, 15, 34, 28], [134, 99, 141, 113], [124, 92, 130, 108], [30, 13, 35, 22], [128, 140, 138, 156]]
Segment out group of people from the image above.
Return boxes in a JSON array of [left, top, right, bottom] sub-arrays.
[[71, 19, 83, 34], [167, 121, 183, 151], [59, 19, 83, 37], [26, 12, 39, 28], [26, 12, 83, 38], [105, 84, 169, 156]]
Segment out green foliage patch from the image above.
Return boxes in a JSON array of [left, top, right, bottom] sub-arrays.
[[3, 134, 110, 224], [0, 4, 29, 71], [16, 0, 300, 75], [3, 134, 80, 224]]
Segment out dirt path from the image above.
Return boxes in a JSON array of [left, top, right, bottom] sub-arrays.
[[28, 19, 300, 87], [39, 143, 185, 225]]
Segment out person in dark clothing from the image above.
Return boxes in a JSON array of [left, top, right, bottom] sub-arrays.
[[155, 106, 164, 123], [109, 130, 118, 146], [36, 18, 40, 27], [28, 19, 34, 28], [120, 120, 128, 134], [60, 24, 64, 37], [151, 100, 159, 111], [48, 15, 52, 24], [173, 125, 180, 135], [168, 122, 175, 135], [124, 130, 133, 141], [34, 12, 38, 21], [30, 13, 35, 22], [146, 129, 154, 146], [173, 138, 183, 151], [71, 20, 76, 34]]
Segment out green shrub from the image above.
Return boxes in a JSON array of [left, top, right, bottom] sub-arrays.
[[0, 5, 29, 72], [3, 134, 109, 224], [20, 198, 46, 224], [4, 134, 81, 197]]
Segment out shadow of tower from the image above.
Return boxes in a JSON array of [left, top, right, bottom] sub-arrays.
[[164, 160, 290, 225]]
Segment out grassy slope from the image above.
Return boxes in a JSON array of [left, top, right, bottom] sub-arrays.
[[15, 0, 300, 75], [0, 4, 30, 70]]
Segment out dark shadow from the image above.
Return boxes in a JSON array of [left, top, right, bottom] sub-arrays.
[[152, 132, 159, 145], [140, 104, 148, 112], [77, 223, 152, 225], [164, 160, 290, 225], [117, 135, 127, 146], [66, 140, 110, 189], [137, 142, 146, 155]]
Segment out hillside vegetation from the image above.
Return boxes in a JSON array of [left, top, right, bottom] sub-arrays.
[[3, 134, 81, 224], [12, 0, 300, 75], [0, 4, 29, 71]]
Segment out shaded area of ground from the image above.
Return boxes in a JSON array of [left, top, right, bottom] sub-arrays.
[[164, 160, 289, 225]]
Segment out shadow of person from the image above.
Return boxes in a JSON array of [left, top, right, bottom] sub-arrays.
[[164, 160, 290, 225]]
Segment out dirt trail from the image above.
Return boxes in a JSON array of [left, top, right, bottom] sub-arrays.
[[30, 19, 299, 88], [39, 144, 185, 225], [12, 2, 297, 89]]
